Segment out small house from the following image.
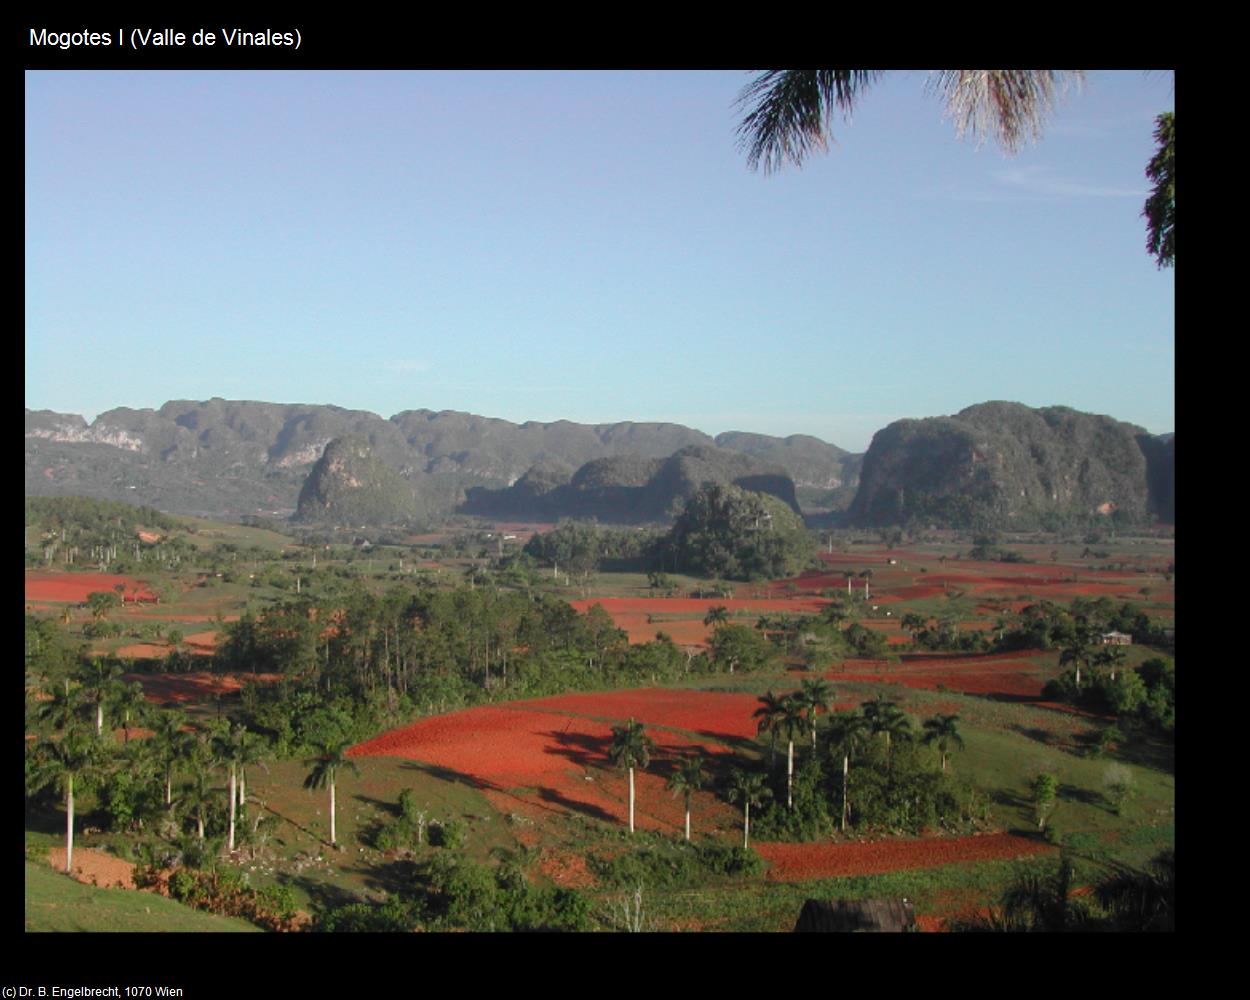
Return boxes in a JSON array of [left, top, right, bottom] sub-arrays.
[[1101, 631, 1132, 646], [793, 898, 917, 933]]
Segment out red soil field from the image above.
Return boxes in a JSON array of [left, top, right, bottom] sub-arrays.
[[570, 597, 832, 617], [570, 596, 832, 646], [125, 672, 283, 705], [825, 650, 1048, 697], [114, 643, 180, 660], [24, 572, 156, 604], [755, 832, 1053, 881], [349, 692, 755, 834], [525, 688, 768, 741]]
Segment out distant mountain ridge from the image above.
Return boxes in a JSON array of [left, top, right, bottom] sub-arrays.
[[25, 398, 1173, 529], [26, 399, 857, 522]]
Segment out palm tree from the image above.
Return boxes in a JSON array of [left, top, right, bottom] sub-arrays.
[[777, 695, 807, 810], [148, 709, 191, 809], [1059, 631, 1098, 686], [213, 722, 252, 853], [608, 718, 654, 834], [1000, 851, 1088, 932], [112, 680, 150, 745], [27, 728, 106, 874], [921, 714, 965, 772], [666, 755, 705, 841], [1095, 644, 1127, 682], [34, 680, 84, 735], [901, 613, 927, 642], [825, 711, 870, 831], [1093, 849, 1174, 932], [753, 690, 788, 768], [181, 732, 220, 841], [703, 606, 730, 630], [725, 769, 772, 849], [235, 729, 269, 813], [77, 659, 122, 738], [861, 695, 913, 764], [796, 677, 835, 753], [736, 70, 1085, 174], [304, 739, 360, 849]]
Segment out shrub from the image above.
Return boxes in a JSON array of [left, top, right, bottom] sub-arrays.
[[430, 818, 467, 851], [1102, 764, 1135, 815], [319, 896, 419, 932]]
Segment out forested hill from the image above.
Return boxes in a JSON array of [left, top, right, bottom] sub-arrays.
[[26, 400, 856, 522], [460, 445, 801, 523], [848, 402, 1175, 529]]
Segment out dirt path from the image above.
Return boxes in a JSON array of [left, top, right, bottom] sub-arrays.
[[46, 846, 136, 889]]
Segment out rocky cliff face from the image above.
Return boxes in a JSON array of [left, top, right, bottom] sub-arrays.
[[26, 400, 849, 521], [848, 402, 1173, 528], [294, 436, 420, 525]]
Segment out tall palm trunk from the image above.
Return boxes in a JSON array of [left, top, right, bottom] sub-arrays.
[[329, 777, 337, 847], [65, 774, 75, 874], [228, 765, 237, 852], [628, 767, 635, 834], [787, 740, 795, 809], [743, 802, 751, 849], [841, 755, 849, 831], [684, 797, 691, 842]]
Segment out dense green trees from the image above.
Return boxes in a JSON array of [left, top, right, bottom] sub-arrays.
[[660, 484, 814, 581]]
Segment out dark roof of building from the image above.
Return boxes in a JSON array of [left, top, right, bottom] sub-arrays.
[[793, 898, 917, 933]]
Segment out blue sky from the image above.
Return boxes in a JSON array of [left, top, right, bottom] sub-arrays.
[[25, 70, 1174, 453]]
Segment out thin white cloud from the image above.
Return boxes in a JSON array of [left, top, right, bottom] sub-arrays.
[[993, 165, 1145, 199]]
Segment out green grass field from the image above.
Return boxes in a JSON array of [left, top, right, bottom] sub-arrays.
[[24, 861, 260, 932]]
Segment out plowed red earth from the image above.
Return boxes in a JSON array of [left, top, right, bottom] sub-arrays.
[[349, 691, 753, 834], [825, 651, 1047, 697], [25, 572, 156, 603], [125, 672, 283, 704], [755, 832, 1052, 881], [570, 597, 832, 646], [115, 631, 219, 660], [525, 688, 768, 741], [570, 597, 832, 616]]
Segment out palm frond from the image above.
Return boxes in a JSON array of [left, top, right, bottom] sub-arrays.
[[736, 70, 884, 173], [928, 70, 1084, 154]]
